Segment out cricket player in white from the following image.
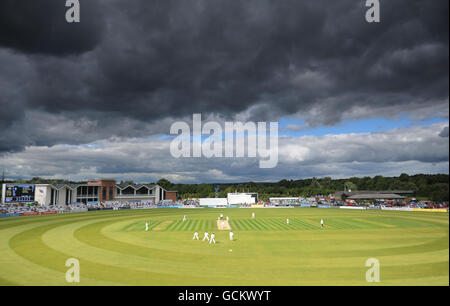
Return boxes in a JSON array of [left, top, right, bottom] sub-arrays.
[[286, 218, 290, 225], [210, 233, 216, 244], [203, 232, 210, 242], [252, 212, 255, 219], [221, 221, 225, 228], [321, 219, 324, 228], [193, 231, 199, 240], [145, 222, 149, 232], [229, 231, 234, 241], [226, 216, 229, 222], [183, 215, 187, 222]]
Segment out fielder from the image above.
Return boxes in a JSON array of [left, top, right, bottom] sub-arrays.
[[321, 218, 324, 228], [183, 215, 187, 222], [145, 222, 149, 232], [210, 233, 216, 244], [252, 212, 255, 219], [203, 231, 210, 242], [193, 231, 199, 240], [226, 216, 229, 222], [229, 231, 234, 241], [286, 218, 290, 225]]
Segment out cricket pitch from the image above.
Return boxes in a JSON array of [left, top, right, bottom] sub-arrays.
[[217, 220, 232, 230]]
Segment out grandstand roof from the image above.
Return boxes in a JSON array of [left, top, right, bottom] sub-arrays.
[[115, 184, 156, 190], [51, 183, 82, 190], [347, 193, 405, 200], [333, 190, 414, 199]]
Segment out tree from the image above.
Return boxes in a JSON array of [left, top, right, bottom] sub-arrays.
[[157, 178, 172, 190], [344, 181, 357, 192], [310, 177, 321, 189], [399, 173, 410, 182]]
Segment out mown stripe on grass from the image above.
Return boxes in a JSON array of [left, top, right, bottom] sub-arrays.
[[229, 219, 243, 231], [164, 220, 181, 231], [291, 218, 320, 230], [249, 220, 264, 231], [375, 217, 434, 229], [249, 220, 265, 231], [186, 220, 197, 231], [264, 218, 287, 231], [160, 219, 217, 232], [9, 220, 198, 285], [257, 219, 278, 230], [177, 220, 190, 231], [238, 219, 253, 231], [153, 220, 172, 231], [268, 218, 292, 230], [353, 218, 394, 228], [43, 219, 255, 281], [198, 220, 207, 231], [125, 220, 162, 232], [324, 218, 355, 230], [240, 219, 253, 231], [335, 218, 376, 229]]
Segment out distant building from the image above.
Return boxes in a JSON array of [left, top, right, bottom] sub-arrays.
[[332, 190, 414, 201], [269, 197, 303, 205], [346, 193, 405, 201], [2, 179, 169, 206], [227, 192, 258, 205], [165, 191, 178, 202], [199, 198, 228, 207]]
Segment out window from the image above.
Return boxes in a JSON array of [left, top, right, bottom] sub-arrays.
[[122, 186, 134, 195], [136, 187, 148, 195]]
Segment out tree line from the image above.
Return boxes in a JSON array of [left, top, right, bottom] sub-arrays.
[[156, 174, 449, 202], [2, 173, 448, 202]]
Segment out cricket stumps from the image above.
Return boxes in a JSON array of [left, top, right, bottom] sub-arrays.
[[217, 220, 232, 230]]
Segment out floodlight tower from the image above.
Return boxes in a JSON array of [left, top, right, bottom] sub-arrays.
[[214, 186, 219, 198], [0, 170, 4, 205]]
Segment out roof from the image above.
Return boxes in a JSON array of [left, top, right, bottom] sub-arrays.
[[115, 184, 156, 190], [333, 190, 414, 197], [7, 182, 163, 191], [35, 183, 87, 190], [52, 183, 84, 190], [347, 193, 405, 200]]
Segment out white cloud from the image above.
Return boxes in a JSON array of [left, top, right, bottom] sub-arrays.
[[0, 122, 448, 183]]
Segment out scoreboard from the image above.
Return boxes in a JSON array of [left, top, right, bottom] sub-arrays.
[[4, 185, 35, 203]]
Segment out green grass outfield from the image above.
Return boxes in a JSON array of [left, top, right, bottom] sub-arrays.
[[0, 208, 448, 286]]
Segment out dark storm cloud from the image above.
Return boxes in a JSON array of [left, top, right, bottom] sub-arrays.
[[0, 0, 104, 55], [0, 0, 448, 154]]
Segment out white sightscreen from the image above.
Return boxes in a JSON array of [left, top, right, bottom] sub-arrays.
[[199, 198, 228, 206]]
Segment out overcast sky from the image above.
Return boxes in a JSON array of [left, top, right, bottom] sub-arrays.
[[0, 0, 448, 183]]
